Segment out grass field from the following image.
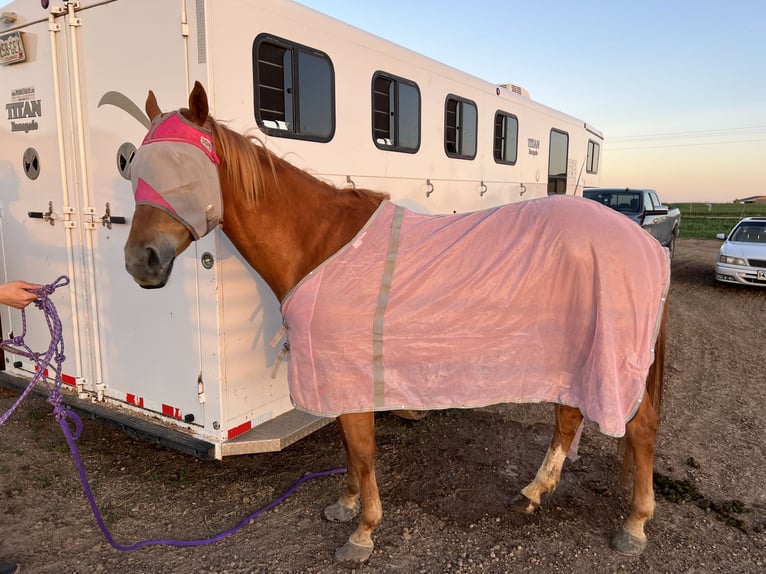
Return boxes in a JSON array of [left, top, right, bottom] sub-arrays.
[[667, 202, 766, 240]]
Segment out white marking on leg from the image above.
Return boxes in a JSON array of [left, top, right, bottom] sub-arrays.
[[521, 444, 567, 505]]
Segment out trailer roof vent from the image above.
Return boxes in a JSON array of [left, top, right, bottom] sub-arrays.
[[497, 83, 530, 98]]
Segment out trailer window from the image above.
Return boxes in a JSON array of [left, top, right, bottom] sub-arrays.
[[253, 35, 335, 142], [493, 111, 518, 165], [372, 72, 420, 153], [586, 139, 600, 174], [444, 95, 477, 159], [547, 129, 569, 195]]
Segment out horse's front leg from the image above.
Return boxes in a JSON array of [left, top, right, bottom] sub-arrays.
[[512, 404, 583, 513], [323, 412, 381, 563]]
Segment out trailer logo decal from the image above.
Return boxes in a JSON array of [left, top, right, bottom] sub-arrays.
[[97, 90, 151, 129], [6, 86, 41, 133]]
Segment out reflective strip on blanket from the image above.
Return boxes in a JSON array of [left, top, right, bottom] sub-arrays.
[[281, 195, 670, 437]]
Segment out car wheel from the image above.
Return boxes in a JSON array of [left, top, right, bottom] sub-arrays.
[[666, 233, 676, 260]]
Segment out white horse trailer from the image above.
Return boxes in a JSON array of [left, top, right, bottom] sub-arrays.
[[0, 0, 603, 459]]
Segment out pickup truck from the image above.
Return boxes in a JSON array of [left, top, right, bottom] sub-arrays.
[[583, 187, 681, 258]]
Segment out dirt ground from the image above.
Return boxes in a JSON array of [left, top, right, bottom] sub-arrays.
[[1, 239, 764, 573]]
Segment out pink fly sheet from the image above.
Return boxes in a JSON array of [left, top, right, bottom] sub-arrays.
[[282, 195, 670, 437]]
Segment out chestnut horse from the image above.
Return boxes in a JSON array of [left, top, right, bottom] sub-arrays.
[[124, 82, 669, 563]]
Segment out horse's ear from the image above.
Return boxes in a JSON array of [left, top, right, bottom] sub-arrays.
[[187, 81, 209, 126], [145, 90, 161, 121]]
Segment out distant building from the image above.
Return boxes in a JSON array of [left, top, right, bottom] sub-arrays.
[[736, 196, 766, 204]]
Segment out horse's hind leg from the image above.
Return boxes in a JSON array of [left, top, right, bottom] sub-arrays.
[[613, 299, 666, 556], [323, 412, 381, 563], [512, 404, 583, 513], [611, 391, 658, 556]]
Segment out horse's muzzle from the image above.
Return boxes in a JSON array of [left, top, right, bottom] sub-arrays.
[[124, 243, 176, 289]]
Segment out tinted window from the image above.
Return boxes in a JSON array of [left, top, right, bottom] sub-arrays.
[[584, 190, 642, 213], [445, 95, 477, 159], [253, 35, 335, 141], [297, 51, 333, 137], [586, 139, 600, 174], [494, 111, 518, 164], [398, 82, 420, 150], [547, 129, 569, 195], [732, 223, 766, 242], [372, 72, 420, 152]]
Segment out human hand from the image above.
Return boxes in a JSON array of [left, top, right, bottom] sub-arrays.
[[0, 280, 43, 309]]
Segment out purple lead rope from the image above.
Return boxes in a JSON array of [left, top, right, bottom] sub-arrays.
[[0, 276, 346, 550], [0, 276, 69, 427]]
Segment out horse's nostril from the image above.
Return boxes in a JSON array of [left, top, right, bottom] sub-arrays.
[[146, 246, 161, 269]]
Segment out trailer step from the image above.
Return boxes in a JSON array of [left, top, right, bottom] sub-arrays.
[[221, 409, 333, 456]]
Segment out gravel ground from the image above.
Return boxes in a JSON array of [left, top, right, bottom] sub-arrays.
[[1, 238, 764, 573]]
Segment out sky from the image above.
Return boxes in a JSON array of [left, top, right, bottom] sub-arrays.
[[294, 0, 766, 203], [2, 0, 763, 202]]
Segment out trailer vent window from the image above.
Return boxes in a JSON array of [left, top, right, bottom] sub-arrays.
[[372, 72, 420, 153], [253, 34, 335, 142], [444, 95, 477, 160], [547, 128, 569, 195], [586, 139, 600, 174], [196, 0, 207, 63], [493, 111, 518, 165], [116, 142, 137, 180]]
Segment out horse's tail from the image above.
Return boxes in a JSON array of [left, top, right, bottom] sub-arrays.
[[646, 298, 668, 419], [621, 297, 668, 485]]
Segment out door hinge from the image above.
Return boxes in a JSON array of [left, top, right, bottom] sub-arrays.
[[180, 10, 189, 37], [82, 205, 97, 229], [62, 205, 75, 229]]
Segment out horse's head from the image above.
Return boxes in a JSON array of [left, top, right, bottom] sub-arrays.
[[124, 82, 223, 288]]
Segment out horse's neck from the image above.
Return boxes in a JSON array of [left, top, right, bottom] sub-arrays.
[[219, 153, 381, 301]]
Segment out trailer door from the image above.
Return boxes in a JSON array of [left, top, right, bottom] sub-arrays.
[[57, 0, 209, 426], [0, 10, 85, 389]]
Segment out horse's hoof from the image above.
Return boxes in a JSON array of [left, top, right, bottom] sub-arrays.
[[611, 527, 647, 556], [334, 540, 373, 563], [391, 409, 430, 420], [323, 501, 359, 523], [510, 493, 539, 514]]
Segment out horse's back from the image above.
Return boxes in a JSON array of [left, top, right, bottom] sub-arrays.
[[283, 195, 670, 436]]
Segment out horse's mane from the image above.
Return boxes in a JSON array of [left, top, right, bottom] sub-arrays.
[[207, 117, 390, 208]]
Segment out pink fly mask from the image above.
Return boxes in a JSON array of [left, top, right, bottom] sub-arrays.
[[130, 111, 223, 240]]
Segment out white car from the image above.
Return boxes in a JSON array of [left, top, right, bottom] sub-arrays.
[[715, 217, 766, 287]]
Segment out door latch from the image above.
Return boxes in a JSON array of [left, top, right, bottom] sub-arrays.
[[28, 201, 57, 225], [99, 202, 126, 230]]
